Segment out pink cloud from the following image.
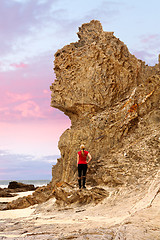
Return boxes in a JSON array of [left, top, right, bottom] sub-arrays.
[[43, 89, 50, 94], [0, 51, 58, 122], [6, 91, 32, 103], [0, 107, 11, 120], [14, 100, 45, 119], [132, 50, 157, 66], [138, 34, 160, 55], [0, 56, 54, 118], [0, 107, 8, 112], [0, 88, 57, 121], [10, 62, 28, 69], [132, 34, 160, 65], [140, 34, 159, 43], [133, 50, 154, 60], [0, 41, 69, 123]]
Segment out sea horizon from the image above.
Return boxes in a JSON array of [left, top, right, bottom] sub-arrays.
[[0, 179, 51, 189]]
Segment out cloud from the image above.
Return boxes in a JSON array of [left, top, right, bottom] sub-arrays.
[[131, 34, 160, 65], [0, 88, 58, 121], [0, 0, 67, 70], [132, 50, 154, 61], [0, 0, 128, 71], [0, 90, 56, 121], [139, 34, 160, 49], [10, 62, 28, 69], [0, 52, 56, 122], [6, 92, 32, 103], [0, 149, 59, 180], [132, 49, 158, 66], [50, 1, 126, 48], [140, 34, 159, 43], [0, 0, 57, 46], [81, 1, 125, 25], [0, 91, 47, 121], [14, 100, 45, 119], [43, 89, 50, 94]]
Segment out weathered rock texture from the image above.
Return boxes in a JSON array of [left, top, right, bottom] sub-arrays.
[[52, 182, 108, 207], [5, 184, 53, 210], [4, 182, 108, 210], [50, 20, 160, 186]]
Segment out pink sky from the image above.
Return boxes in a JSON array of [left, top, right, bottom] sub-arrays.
[[0, 0, 159, 180], [0, 52, 71, 179]]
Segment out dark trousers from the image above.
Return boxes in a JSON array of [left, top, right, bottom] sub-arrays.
[[78, 164, 87, 188]]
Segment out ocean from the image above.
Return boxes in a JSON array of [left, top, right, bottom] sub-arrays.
[[0, 180, 51, 189]]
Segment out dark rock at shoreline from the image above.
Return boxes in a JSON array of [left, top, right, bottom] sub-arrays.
[[8, 181, 36, 191], [0, 189, 14, 197], [5, 184, 53, 210], [0, 181, 36, 198]]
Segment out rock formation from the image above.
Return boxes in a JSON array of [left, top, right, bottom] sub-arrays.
[[50, 20, 160, 187], [0, 20, 160, 240], [0, 181, 36, 198], [0, 188, 14, 198], [5, 184, 53, 210], [3, 20, 159, 212], [4, 182, 108, 210], [8, 181, 36, 191], [52, 182, 108, 207]]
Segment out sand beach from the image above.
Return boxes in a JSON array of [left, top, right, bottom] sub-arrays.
[[0, 180, 159, 240]]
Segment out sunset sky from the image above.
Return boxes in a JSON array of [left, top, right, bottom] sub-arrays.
[[0, 0, 160, 180]]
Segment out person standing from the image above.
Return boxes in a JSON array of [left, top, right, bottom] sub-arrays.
[[77, 144, 92, 189]]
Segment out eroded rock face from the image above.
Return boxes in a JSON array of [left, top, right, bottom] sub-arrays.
[[50, 20, 160, 186]]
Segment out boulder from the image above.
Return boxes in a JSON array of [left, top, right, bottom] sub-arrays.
[[8, 181, 36, 191]]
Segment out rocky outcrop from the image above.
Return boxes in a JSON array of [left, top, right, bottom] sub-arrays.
[[0, 188, 14, 198], [4, 182, 108, 210], [0, 181, 36, 198], [5, 184, 53, 210], [52, 182, 108, 207], [50, 20, 160, 186], [0, 182, 36, 210], [2, 20, 159, 211], [1, 173, 159, 239], [8, 181, 36, 191]]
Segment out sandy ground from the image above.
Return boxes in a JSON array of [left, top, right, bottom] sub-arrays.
[[0, 191, 34, 203], [0, 177, 159, 239], [0, 191, 35, 219]]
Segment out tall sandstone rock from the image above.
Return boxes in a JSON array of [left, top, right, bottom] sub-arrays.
[[50, 20, 160, 187]]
